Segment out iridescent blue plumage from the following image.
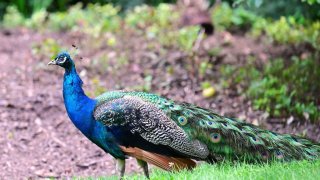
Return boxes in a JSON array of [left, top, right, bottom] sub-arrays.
[[56, 52, 124, 159]]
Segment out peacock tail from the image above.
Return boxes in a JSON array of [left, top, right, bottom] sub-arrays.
[[95, 91, 320, 163]]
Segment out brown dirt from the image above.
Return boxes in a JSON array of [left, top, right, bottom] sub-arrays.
[[0, 29, 319, 179]]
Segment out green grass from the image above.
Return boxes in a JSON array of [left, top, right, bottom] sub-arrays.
[[86, 160, 320, 180]]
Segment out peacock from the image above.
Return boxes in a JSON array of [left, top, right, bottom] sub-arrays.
[[48, 52, 320, 178]]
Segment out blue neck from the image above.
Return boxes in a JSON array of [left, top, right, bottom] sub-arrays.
[[61, 63, 125, 159], [63, 65, 96, 136]]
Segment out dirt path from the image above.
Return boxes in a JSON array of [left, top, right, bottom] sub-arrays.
[[0, 30, 319, 179]]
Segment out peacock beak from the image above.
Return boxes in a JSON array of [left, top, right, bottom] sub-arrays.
[[48, 59, 57, 65]]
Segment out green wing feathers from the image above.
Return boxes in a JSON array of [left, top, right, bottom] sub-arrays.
[[96, 91, 320, 162]]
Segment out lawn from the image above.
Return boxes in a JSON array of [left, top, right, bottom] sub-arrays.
[[97, 160, 320, 180]]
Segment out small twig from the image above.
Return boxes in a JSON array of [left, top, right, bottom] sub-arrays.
[[51, 134, 67, 147], [192, 29, 205, 52]]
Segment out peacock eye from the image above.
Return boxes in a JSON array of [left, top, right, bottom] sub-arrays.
[[199, 121, 206, 126], [178, 116, 187, 125], [250, 136, 261, 144], [206, 121, 213, 126], [210, 133, 221, 143], [58, 56, 67, 64], [275, 151, 284, 159], [261, 152, 268, 159]]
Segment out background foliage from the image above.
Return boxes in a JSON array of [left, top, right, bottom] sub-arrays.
[[1, 0, 319, 122], [0, 0, 320, 20]]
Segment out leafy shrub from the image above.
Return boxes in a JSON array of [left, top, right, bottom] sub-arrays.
[[249, 57, 320, 121], [3, 3, 121, 35], [32, 38, 64, 59], [212, 2, 259, 31], [252, 16, 320, 49], [244, 0, 320, 20], [159, 26, 200, 51], [2, 3, 197, 53], [2, 6, 25, 28], [265, 17, 303, 44], [25, 9, 48, 30], [222, 57, 320, 122], [6, 0, 53, 17], [46, 3, 86, 31], [220, 58, 260, 88], [0, 0, 177, 20], [125, 3, 178, 34], [47, 3, 121, 35], [125, 3, 200, 52], [2, 6, 48, 29], [210, 2, 320, 50], [176, 26, 200, 51]]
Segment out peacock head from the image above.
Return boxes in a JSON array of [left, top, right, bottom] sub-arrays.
[[48, 51, 74, 69]]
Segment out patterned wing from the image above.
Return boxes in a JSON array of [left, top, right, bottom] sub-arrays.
[[93, 96, 209, 160]]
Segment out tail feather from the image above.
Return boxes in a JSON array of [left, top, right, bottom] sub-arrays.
[[163, 101, 320, 162]]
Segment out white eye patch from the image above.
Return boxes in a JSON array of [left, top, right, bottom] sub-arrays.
[[57, 56, 67, 64], [60, 56, 67, 63]]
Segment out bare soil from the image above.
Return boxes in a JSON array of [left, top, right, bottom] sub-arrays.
[[0, 29, 319, 179]]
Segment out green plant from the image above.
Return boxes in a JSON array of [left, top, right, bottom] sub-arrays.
[[302, 0, 320, 4], [125, 3, 179, 37], [212, 2, 259, 31], [220, 56, 320, 121], [251, 58, 319, 121], [210, 2, 320, 50], [11, 0, 52, 17], [199, 61, 212, 77], [2, 6, 25, 28], [251, 16, 320, 50], [247, 75, 291, 116], [235, 0, 320, 20], [47, 3, 121, 34], [220, 61, 259, 88], [25, 9, 48, 30], [32, 38, 64, 59], [176, 26, 200, 52], [46, 3, 85, 31]]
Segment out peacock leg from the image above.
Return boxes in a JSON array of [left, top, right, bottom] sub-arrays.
[[116, 159, 126, 179], [137, 159, 149, 179]]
